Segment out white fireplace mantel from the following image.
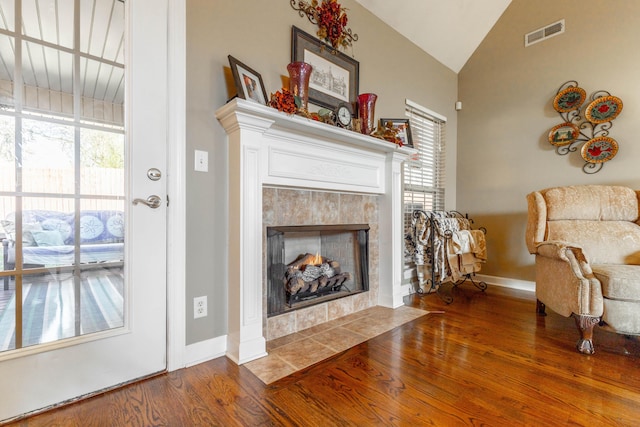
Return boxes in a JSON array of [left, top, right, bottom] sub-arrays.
[[216, 98, 415, 364]]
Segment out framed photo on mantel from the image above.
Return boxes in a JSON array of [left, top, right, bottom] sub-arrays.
[[228, 55, 268, 105], [379, 118, 414, 148], [291, 26, 359, 110]]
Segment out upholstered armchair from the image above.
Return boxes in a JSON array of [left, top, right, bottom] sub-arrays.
[[526, 185, 640, 354]]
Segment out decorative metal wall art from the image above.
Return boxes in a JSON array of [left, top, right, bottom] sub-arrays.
[[290, 0, 358, 52], [550, 81, 623, 174]]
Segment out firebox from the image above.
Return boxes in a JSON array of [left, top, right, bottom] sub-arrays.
[[266, 224, 370, 317]]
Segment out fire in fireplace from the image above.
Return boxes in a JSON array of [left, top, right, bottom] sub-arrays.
[[267, 224, 370, 317]]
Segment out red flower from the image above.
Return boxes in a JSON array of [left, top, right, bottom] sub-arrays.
[[587, 145, 611, 157], [597, 104, 610, 113]]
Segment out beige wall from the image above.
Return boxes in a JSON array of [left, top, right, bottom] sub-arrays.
[[458, 0, 640, 282], [185, 0, 459, 344]]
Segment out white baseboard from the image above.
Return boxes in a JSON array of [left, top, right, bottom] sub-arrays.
[[475, 274, 536, 293], [184, 335, 227, 368], [401, 275, 535, 296]]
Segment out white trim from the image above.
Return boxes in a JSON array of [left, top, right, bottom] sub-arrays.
[[405, 98, 447, 122], [166, 0, 187, 372], [185, 335, 227, 368], [475, 274, 536, 293]]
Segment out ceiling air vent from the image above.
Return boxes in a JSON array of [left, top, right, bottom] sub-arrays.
[[525, 19, 565, 47]]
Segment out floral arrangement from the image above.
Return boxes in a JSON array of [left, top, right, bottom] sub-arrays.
[[269, 89, 297, 114], [291, 0, 358, 50]]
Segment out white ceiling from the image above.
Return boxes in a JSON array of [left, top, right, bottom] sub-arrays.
[[355, 0, 512, 73]]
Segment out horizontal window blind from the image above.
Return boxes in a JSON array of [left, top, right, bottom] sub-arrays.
[[403, 100, 446, 288]]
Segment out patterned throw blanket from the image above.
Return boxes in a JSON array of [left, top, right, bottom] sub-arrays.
[[406, 211, 486, 289]]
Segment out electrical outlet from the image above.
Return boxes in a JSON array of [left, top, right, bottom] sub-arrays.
[[194, 296, 207, 319]]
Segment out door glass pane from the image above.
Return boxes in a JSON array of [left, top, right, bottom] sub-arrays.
[[0, 0, 125, 353], [0, 0, 15, 32], [80, 58, 124, 125], [80, 0, 124, 63], [0, 115, 15, 192], [0, 34, 15, 108], [21, 119, 75, 194], [22, 0, 74, 48], [22, 41, 74, 117], [80, 128, 124, 195], [20, 202, 75, 269]]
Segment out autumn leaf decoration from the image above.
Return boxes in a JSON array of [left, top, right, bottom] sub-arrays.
[[269, 89, 298, 114]]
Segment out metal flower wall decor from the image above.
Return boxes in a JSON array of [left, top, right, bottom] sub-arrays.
[[290, 0, 358, 51], [549, 80, 623, 174]]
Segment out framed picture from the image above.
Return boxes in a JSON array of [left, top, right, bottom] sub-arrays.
[[228, 55, 268, 105], [380, 118, 413, 148], [291, 26, 359, 110]]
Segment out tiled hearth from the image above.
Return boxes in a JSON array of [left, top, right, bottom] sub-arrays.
[[246, 305, 428, 384], [216, 99, 415, 365], [263, 188, 380, 340]]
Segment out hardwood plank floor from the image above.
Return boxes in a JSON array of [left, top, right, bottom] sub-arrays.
[[5, 285, 640, 426]]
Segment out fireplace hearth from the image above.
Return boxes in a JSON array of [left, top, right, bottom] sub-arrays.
[[267, 224, 370, 317]]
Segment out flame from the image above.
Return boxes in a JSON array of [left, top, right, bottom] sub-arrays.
[[311, 252, 322, 266]]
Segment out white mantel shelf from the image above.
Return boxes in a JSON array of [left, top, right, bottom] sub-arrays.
[[216, 98, 416, 365]]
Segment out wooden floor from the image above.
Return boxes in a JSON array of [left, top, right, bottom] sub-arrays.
[[6, 284, 640, 426]]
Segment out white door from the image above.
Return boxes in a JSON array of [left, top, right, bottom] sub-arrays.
[[0, 0, 168, 420]]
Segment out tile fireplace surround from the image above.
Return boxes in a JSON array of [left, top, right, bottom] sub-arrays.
[[216, 99, 415, 365]]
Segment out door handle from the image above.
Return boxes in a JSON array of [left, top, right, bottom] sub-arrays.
[[132, 195, 162, 209]]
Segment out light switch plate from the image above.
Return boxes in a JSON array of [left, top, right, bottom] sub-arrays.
[[194, 150, 208, 172]]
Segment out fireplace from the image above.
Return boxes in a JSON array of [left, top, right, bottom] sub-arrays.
[[267, 224, 370, 316], [216, 99, 414, 364]]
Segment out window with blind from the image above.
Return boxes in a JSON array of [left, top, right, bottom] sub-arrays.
[[403, 100, 446, 287]]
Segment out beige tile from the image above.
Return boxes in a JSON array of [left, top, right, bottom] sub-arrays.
[[339, 193, 364, 224], [312, 191, 340, 224], [327, 296, 354, 320], [272, 337, 337, 370], [296, 303, 328, 331], [352, 292, 372, 312], [276, 189, 313, 225], [267, 329, 305, 351], [267, 312, 297, 341], [312, 326, 368, 353], [263, 187, 277, 226], [244, 355, 296, 384], [363, 196, 379, 224]]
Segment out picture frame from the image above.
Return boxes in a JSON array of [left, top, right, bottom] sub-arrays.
[[380, 118, 413, 148], [228, 55, 268, 105], [291, 26, 359, 110]]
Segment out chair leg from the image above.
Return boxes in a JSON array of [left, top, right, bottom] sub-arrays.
[[536, 299, 546, 315], [572, 314, 600, 355]]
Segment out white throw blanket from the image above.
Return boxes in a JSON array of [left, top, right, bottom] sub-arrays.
[[447, 229, 487, 281]]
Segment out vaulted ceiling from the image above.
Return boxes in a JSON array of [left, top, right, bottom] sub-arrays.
[[355, 0, 512, 73]]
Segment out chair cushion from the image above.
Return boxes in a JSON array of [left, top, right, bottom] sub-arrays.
[[543, 185, 639, 222], [593, 264, 640, 301], [547, 220, 640, 265]]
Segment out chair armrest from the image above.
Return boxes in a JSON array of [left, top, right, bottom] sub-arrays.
[[534, 240, 603, 317], [535, 240, 593, 276]]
